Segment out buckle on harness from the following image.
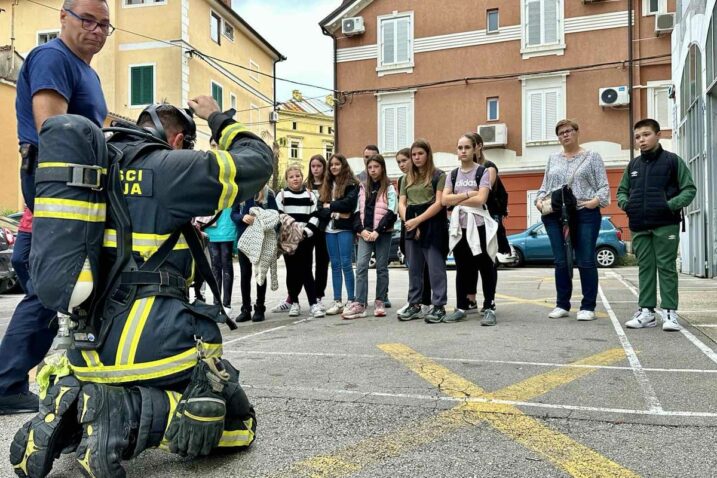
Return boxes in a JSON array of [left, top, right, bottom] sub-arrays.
[[159, 271, 170, 287], [67, 164, 103, 191]]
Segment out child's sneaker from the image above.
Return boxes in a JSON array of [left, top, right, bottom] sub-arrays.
[[396, 303, 410, 315], [424, 306, 447, 323], [271, 300, 292, 313], [625, 308, 656, 328], [342, 303, 366, 320], [310, 303, 325, 318], [661, 309, 681, 331], [326, 300, 344, 315], [289, 303, 301, 317], [398, 304, 422, 321], [374, 300, 386, 317]]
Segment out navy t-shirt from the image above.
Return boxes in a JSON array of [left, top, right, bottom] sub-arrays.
[[16, 38, 107, 146]]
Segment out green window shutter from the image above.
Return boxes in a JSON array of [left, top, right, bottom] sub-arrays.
[[131, 66, 153, 106], [212, 83, 223, 109]]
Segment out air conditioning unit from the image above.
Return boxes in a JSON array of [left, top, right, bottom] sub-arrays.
[[655, 12, 675, 35], [599, 86, 630, 107], [269, 110, 279, 123], [342, 17, 365, 36], [478, 123, 507, 148]]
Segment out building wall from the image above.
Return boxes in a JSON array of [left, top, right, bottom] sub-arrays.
[[0, 80, 21, 211], [276, 111, 334, 184]]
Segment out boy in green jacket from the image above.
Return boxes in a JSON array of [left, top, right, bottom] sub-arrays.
[[617, 119, 696, 331]]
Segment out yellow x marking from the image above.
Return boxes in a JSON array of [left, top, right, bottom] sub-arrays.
[[272, 345, 635, 478]]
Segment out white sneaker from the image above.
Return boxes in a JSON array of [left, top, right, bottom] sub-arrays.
[[289, 303, 301, 317], [548, 307, 569, 319], [316, 298, 326, 312], [271, 300, 292, 313], [310, 303, 325, 318], [396, 303, 410, 315], [661, 309, 681, 331], [576, 310, 596, 321], [326, 300, 344, 315], [625, 308, 656, 328]]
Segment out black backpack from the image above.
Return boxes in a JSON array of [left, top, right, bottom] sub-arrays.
[[451, 165, 508, 216]]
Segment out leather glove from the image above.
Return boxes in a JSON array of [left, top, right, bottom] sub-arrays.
[[165, 358, 229, 457]]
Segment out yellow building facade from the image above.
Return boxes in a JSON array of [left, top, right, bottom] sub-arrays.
[[0, 0, 283, 206], [276, 90, 334, 185], [0, 47, 23, 211]]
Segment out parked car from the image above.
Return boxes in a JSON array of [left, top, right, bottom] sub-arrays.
[[0, 216, 19, 294], [508, 216, 626, 268], [352, 220, 404, 268]]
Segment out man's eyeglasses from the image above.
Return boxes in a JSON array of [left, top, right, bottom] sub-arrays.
[[64, 9, 115, 35], [557, 129, 576, 137]]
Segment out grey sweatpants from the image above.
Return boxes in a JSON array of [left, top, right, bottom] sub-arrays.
[[405, 239, 447, 306]]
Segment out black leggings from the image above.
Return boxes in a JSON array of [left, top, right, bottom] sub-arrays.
[[314, 230, 329, 299], [452, 226, 496, 310], [209, 241, 234, 307], [284, 238, 317, 305], [238, 251, 266, 307]]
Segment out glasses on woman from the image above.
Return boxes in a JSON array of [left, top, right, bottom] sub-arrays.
[[64, 9, 115, 35], [557, 128, 575, 137]]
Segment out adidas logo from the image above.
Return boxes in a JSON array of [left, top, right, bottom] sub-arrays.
[[630, 171, 639, 177]]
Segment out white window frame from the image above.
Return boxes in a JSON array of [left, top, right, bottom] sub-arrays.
[[520, 0, 565, 59], [122, 0, 166, 9], [211, 80, 224, 109], [36, 29, 59, 46], [647, 80, 673, 130], [487, 97, 500, 121], [210, 10, 222, 45], [377, 11, 414, 76], [487, 9, 500, 34], [230, 93, 237, 110], [249, 60, 260, 82], [223, 20, 235, 42], [376, 89, 415, 154], [324, 142, 334, 159], [521, 72, 568, 147], [527, 190, 542, 227], [289, 139, 302, 160], [642, 0, 667, 16], [128, 63, 156, 109]]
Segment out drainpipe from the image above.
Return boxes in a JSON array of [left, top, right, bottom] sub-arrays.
[[272, 55, 286, 191], [321, 25, 338, 152], [628, 0, 635, 156]]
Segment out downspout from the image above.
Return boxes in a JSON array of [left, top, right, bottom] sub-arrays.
[[272, 54, 286, 191], [628, 0, 635, 155], [321, 25, 338, 152]]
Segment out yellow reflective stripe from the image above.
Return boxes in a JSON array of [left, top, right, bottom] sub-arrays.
[[115, 297, 155, 365], [37, 162, 108, 175], [102, 230, 189, 252], [34, 198, 106, 222], [213, 150, 239, 210], [81, 350, 102, 367], [184, 411, 224, 422], [159, 390, 181, 450], [218, 418, 255, 447], [218, 123, 247, 150], [70, 343, 223, 384]]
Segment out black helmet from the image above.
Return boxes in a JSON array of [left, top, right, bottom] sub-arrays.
[[137, 103, 197, 150]]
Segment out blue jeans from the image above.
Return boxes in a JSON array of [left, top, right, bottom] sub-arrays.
[[11, 231, 31, 293], [326, 231, 355, 301], [355, 233, 391, 305], [542, 208, 601, 311]]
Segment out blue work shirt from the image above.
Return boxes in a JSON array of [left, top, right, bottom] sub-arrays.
[[16, 38, 107, 146]]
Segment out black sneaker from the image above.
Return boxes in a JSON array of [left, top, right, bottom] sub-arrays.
[[479, 306, 496, 317], [252, 304, 266, 322], [467, 300, 478, 313], [442, 309, 467, 323], [236, 306, 252, 323], [398, 304, 422, 321], [0, 392, 39, 415], [424, 306, 446, 324], [384, 299, 392, 308]]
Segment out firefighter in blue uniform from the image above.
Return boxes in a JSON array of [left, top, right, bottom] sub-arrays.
[[10, 95, 273, 478]]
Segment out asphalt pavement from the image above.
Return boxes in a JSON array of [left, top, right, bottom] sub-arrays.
[[0, 264, 715, 477]]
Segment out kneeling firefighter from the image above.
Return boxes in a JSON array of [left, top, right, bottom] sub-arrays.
[[10, 95, 273, 478]]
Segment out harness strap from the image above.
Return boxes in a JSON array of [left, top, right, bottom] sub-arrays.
[[35, 164, 105, 190]]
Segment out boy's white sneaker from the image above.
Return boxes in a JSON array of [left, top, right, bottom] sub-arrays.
[[289, 303, 301, 317], [625, 308, 656, 328], [661, 309, 682, 331], [548, 307, 569, 319]]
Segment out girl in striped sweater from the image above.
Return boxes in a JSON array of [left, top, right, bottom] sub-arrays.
[[276, 165, 324, 318]]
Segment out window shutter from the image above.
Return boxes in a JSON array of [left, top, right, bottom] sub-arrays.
[[396, 105, 408, 150], [529, 92, 543, 142], [396, 17, 410, 64], [141, 67, 153, 104], [544, 0, 558, 44], [654, 87, 670, 129], [544, 90, 559, 140], [527, 0, 541, 46], [382, 20, 395, 66], [383, 106, 396, 153]]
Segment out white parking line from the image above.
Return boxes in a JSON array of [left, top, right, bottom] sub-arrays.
[[609, 271, 717, 366], [223, 349, 717, 374], [246, 385, 717, 418], [696, 324, 717, 328], [223, 318, 311, 347], [598, 285, 663, 412]]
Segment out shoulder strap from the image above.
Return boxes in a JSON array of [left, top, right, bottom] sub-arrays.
[[451, 168, 458, 194], [431, 170, 441, 193]]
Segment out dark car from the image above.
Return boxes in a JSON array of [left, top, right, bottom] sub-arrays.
[[508, 216, 626, 268], [0, 216, 19, 294], [353, 220, 404, 268]]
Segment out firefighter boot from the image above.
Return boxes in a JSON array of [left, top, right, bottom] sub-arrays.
[[10, 375, 82, 478]]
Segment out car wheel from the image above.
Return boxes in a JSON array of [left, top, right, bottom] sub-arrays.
[[513, 248, 525, 267], [595, 247, 616, 268]]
